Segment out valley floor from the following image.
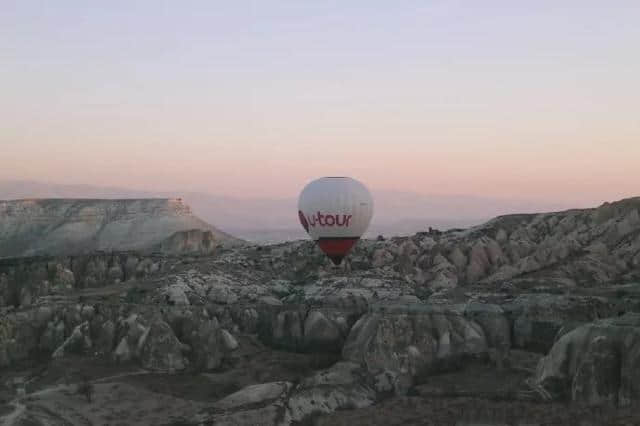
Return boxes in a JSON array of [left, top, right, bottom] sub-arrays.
[[3, 346, 640, 426]]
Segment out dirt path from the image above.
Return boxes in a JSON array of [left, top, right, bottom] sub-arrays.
[[0, 402, 25, 426], [0, 370, 153, 426]]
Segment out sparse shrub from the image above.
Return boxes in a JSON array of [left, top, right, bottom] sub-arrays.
[[616, 288, 627, 298], [123, 287, 146, 304], [76, 375, 94, 403], [414, 286, 433, 301], [298, 409, 326, 426]]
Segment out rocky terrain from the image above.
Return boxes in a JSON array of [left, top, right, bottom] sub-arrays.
[[1, 196, 640, 425], [0, 198, 242, 259]]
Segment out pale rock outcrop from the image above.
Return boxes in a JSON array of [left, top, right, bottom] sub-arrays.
[[113, 336, 133, 362], [235, 307, 259, 332], [93, 319, 115, 353], [113, 314, 149, 363], [505, 294, 615, 353], [268, 309, 305, 351], [257, 294, 369, 353], [464, 303, 511, 350], [303, 310, 343, 351], [194, 382, 292, 426], [448, 247, 467, 270], [466, 239, 492, 283], [165, 283, 191, 306], [215, 381, 293, 410], [207, 283, 239, 305], [1, 306, 55, 367], [52, 264, 75, 289], [259, 296, 282, 306], [184, 316, 224, 370], [220, 329, 239, 351], [287, 362, 376, 422], [397, 239, 419, 274], [429, 254, 459, 289], [371, 248, 394, 268], [138, 319, 188, 372], [495, 228, 508, 243], [270, 279, 293, 297], [39, 320, 66, 352], [52, 321, 92, 359], [535, 313, 640, 407], [343, 304, 488, 393], [156, 229, 221, 255]]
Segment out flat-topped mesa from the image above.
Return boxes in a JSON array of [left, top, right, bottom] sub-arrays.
[[0, 198, 193, 220], [166, 197, 192, 215], [0, 198, 242, 258]]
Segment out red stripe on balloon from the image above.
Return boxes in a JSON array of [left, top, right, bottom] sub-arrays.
[[316, 237, 359, 265]]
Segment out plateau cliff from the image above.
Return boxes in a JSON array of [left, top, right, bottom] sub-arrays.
[[0, 198, 241, 258]]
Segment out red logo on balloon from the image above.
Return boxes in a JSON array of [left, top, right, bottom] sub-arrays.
[[298, 210, 310, 232], [299, 212, 352, 228]]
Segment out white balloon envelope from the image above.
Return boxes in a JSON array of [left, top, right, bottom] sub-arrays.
[[298, 177, 374, 264]]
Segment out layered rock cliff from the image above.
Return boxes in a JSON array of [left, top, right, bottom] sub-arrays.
[[0, 198, 242, 258]]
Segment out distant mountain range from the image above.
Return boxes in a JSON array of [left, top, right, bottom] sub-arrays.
[[0, 180, 576, 243]]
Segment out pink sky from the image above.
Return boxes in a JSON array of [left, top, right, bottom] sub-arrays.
[[2, 1, 639, 205]]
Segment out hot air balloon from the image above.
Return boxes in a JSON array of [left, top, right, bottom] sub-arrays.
[[298, 177, 374, 265]]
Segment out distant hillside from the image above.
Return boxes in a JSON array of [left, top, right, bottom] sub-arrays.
[[0, 180, 577, 242], [0, 198, 242, 258], [227, 195, 640, 290]]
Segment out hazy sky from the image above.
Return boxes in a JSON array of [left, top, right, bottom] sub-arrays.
[[2, 1, 639, 204]]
